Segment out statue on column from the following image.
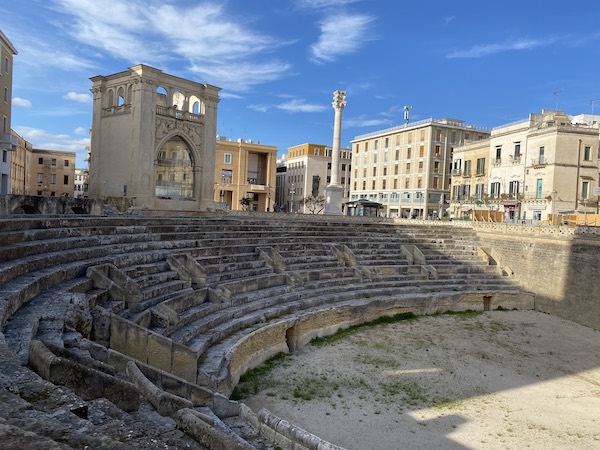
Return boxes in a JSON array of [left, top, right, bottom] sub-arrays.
[[325, 90, 347, 215]]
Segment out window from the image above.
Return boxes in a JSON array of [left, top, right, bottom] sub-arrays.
[[463, 160, 471, 176], [64, 160, 69, 167], [419, 146, 424, 157], [417, 178, 423, 188], [582, 181, 590, 199], [373, 153, 377, 163], [341, 163, 346, 171], [224, 153, 232, 164], [461, 184, 470, 199], [394, 165, 399, 175], [37, 173, 43, 183], [434, 145, 441, 157], [407, 132, 412, 144], [418, 161, 423, 171], [536, 179, 543, 199], [514, 143, 521, 159], [327, 162, 332, 170], [3, 87, 7, 103], [432, 177, 439, 189], [509, 181, 520, 198], [395, 149, 400, 160], [63, 175, 69, 185], [371, 180, 375, 189], [490, 182, 501, 198], [584, 146, 591, 161], [38, 157, 43, 164], [51, 158, 56, 166], [406, 148, 411, 159], [406, 162, 411, 171], [382, 180, 386, 189], [372, 167, 376, 176], [362, 181, 366, 189], [393, 179, 398, 189], [405, 179, 410, 189], [4, 57, 8, 73], [50, 174, 57, 184], [383, 167, 387, 176], [495, 146, 502, 163], [475, 183, 485, 199], [434, 161, 440, 173], [539, 147, 545, 164], [476, 157, 485, 175], [374, 140, 378, 150], [420, 130, 425, 141], [385, 138, 389, 148], [2, 150, 6, 162]]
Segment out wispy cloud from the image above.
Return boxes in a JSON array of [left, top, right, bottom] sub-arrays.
[[12, 97, 32, 108], [51, 0, 292, 91], [298, 0, 362, 8], [276, 99, 328, 113], [345, 116, 393, 128], [74, 127, 88, 135], [248, 104, 271, 113], [219, 92, 245, 100], [63, 92, 92, 104], [446, 37, 561, 58], [14, 126, 90, 159], [310, 13, 374, 63]]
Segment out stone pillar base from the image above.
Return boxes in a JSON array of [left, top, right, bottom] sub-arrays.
[[324, 185, 344, 215]]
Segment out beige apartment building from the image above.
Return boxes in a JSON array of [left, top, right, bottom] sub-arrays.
[[450, 110, 600, 222], [214, 137, 277, 212], [284, 143, 352, 214], [88, 64, 220, 211], [0, 29, 18, 194], [9, 130, 29, 195], [351, 118, 490, 218], [27, 149, 76, 197]]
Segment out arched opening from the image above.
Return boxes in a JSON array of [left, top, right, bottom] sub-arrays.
[[189, 95, 201, 115], [117, 87, 125, 106], [106, 89, 114, 108], [156, 86, 168, 107], [173, 90, 185, 110], [155, 135, 195, 199]]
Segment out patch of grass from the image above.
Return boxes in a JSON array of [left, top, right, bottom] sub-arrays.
[[292, 377, 341, 401], [442, 309, 482, 318], [230, 352, 291, 400], [310, 312, 417, 347], [431, 397, 462, 409]]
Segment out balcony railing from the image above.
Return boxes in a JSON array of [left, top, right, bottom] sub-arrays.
[[462, 170, 471, 178], [492, 157, 502, 166], [531, 158, 547, 168], [451, 169, 461, 176], [156, 106, 202, 122], [475, 169, 485, 177]]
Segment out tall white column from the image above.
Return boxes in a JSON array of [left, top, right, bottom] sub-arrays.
[[325, 90, 346, 215]]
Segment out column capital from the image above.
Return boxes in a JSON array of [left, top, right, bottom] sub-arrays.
[[332, 90, 347, 111]]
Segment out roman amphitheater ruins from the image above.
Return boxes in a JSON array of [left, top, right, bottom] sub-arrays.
[[1, 66, 598, 449], [0, 207, 598, 449]]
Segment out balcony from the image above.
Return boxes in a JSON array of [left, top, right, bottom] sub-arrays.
[[511, 155, 522, 164], [531, 158, 547, 169], [462, 170, 472, 178], [492, 158, 502, 167], [451, 169, 461, 176], [156, 106, 202, 122], [475, 170, 485, 177], [0, 133, 18, 151]]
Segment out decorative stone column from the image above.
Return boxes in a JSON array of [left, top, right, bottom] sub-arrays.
[[325, 90, 346, 215]]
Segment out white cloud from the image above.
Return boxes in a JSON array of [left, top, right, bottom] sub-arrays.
[[446, 37, 560, 58], [63, 92, 92, 103], [74, 126, 88, 135], [12, 97, 32, 108], [248, 104, 271, 113], [345, 116, 392, 128], [310, 13, 374, 63], [298, 0, 362, 8], [219, 92, 245, 100], [276, 99, 328, 113], [14, 125, 90, 164], [52, 0, 292, 91]]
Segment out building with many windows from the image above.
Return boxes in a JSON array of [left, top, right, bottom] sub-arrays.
[[350, 118, 489, 218], [450, 110, 600, 222], [283, 143, 352, 214], [0, 29, 18, 194], [28, 149, 76, 197], [214, 137, 277, 212]]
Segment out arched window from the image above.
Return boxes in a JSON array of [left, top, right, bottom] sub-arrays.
[[106, 89, 114, 108], [155, 136, 194, 199], [156, 86, 168, 107]]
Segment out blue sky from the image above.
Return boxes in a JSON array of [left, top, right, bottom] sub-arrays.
[[3, 0, 600, 167]]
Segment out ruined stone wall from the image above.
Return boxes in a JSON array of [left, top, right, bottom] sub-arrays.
[[474, 224, 600, 330]]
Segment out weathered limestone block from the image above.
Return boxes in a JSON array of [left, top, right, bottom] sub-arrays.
[[330, 244, 357, 267], [256, 246, 286, 273], [175, 408, 256, 450], [86, 263, 141, 305], [29, 340, 140, 412], [167, 253, 207, 287]]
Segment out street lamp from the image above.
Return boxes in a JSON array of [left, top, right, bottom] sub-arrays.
[[289, 183, 295, 213], [551, 190, 557, 225]]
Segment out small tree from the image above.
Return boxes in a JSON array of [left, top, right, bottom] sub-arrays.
[[301, 194, 325, 214], [240, 196, 253, 211]]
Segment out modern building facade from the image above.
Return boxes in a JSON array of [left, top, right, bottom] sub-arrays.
[[0, 29, 18, 194], [283, 143, 352, 214], [450, 110, 600, 222], [28, 148, 76, 197], [88, 64, 220, 211], [214, 137, 277, 212], [350, 118, 490, 218]]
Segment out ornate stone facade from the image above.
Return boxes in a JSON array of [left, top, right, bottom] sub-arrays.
[[88, 64, 220, 211]]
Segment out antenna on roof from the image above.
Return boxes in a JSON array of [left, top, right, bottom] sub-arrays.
[[553, 88, 563, 110], [404, 105, 412, 125], [591, 99, 600, 115]]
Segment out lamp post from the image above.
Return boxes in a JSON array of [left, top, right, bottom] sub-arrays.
[[289, 183, 295, 214], [551, 190, 557, 225]]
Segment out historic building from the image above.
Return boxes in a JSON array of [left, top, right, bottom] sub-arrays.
[[350, 118, 489, 218], [9, 130, 29, 195], [0, 29, 18, 194], [88, 64, 220, 211], [450, 110, 600, 222], [283, 143, 352, 214], [27, 148, 76, 197], [214, 137, 277, 212]]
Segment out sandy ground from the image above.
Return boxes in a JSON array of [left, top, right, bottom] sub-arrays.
[[242, 311, 600, 450]]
